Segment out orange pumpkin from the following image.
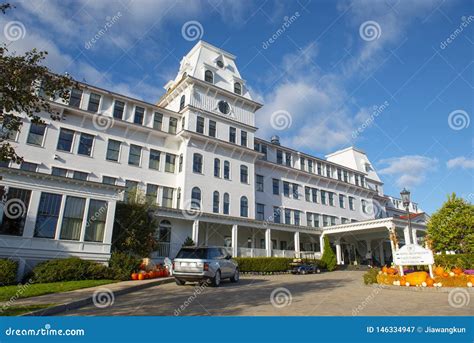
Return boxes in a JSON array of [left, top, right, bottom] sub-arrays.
[[434, 266, 444, 276], [131, 273, 138, 280], [406, 271, 429, 286], [442, 272, 449, 278], [387, 267, 397, 275], [138, 273, 145, 281], [452, 267, 463, 275], [382, 266, 388, 274], [399, 279, 407, 286], [426, 278, 435, 287]]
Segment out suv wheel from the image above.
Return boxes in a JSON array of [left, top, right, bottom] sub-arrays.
[[230, 268, 239, 283], [175, 278, 185, 286], [211, 270, 221, 287]]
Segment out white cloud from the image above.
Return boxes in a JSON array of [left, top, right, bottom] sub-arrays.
[[447, 156, 474, 169], [378, 155, 438, 187]]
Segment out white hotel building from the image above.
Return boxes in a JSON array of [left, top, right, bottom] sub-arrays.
[[0, 41, 427, 276]]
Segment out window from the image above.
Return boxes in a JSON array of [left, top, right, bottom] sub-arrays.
[[294, 211, 300, 226], [165, 154, 176, 173], [69, 88, 83, 108], [134, 106, 145, 125], [193, 153, 203, 173], [106, 139, 121, 162], [113, 100, 125, 119], [146, 184, 158, 204], [27, 123, 46, 146], [321, 190, 327, 205], [196, 116, 205, 134], [256, 203, 265, 221], [300, 157, 305, 171], [313, 213, 320, 227], [292, 184, 299, 199], [283, 181, 290, 197], [87, 93, 101, 112], [57, 128, 74, 152], [326, 166, 331, 178], [102, 176, 117, 185], [272, 179, 279, 195], [209, 120, 216, 137], [78, 133, 94, 156], [149, 149, 161, 170], [0, 187, 31, 236], [256, 175, 264, 192], [85, 200, 107, 242], [34, 192, 62, 238], [213, 191, 219, 213], [240, 165, 248, 183], [216, 60, 224, 68], [261, 144, 267, 160], [229, 127, 236, 143], [128, 144, 142, 166], [191, 187, 201, 210], [329, 192, 335, 206], [153, 112, 163, 130], [72, 171, 88, 180], [362, 200, 368, 214], [205, 70, 213, 83], [308, 160, 313, 173], [179, 154, 183, 172], [305, 187, 311, 201], [214, 158, 220, 177], [240, 196, 248, 217], [125, 180, 139, 202], [343, 170, 348, 183], [323, 215, 329, 227], [331, 216, 337, 226], [223, 193, 230, 214], [60, 196, 86, 241], [285, 209, 291, 224], [355, 175, 360, 186], [157, 220, 172, 242], [276, 150, 283, 164], [162, 187, 174, 208], [306, 213, 312, 227], [169, 117, 177, 134], [20, 162, 38, 172], [285, 153, 292, 167], [52, 167, 67, 177], [312, 188, 318, 203], [0, 115, 17, 140], [349, 197, 355, 210], [234, 82, 242, 95], [317, 162, 322, 175], [241, 131, 247, 147], [341, 217, 349, 224], [339, 194, 345, 208], [223, 161, 230, 179], [273, 207, 281, 223], [179, 95, 185, 111], [218, 100, 230, 114]]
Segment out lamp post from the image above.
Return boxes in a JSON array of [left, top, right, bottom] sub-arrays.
[[400, 188, 412, 244]]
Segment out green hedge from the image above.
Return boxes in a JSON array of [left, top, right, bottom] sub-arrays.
[[108, 252, 142, 281], [0, 259, 18, 286], [363, 268, 380, 285], [434, 254, 474, 270], [234, 257, 325, 273], [31, 257, 112, 283]]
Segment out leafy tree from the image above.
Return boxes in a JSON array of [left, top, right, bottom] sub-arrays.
[[182, 237, 195, 247], [1, 3, 74, 163], [112, 188, 158, 257], [427, 193, 474, 254], [321, 236, 337, 271]]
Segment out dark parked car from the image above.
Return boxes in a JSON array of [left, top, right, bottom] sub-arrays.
[[291, 264, 320, 275]]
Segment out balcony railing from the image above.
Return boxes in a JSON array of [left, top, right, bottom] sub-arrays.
[[237, 247, 267, 257]]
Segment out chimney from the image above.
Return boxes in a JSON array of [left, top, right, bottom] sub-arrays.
[[271, 135, 280, 145]]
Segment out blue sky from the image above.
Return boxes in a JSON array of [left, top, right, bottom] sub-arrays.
[[1, 0, 473, 213]]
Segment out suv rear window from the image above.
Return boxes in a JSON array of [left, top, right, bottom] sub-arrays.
[[176, 248, 210, 259]]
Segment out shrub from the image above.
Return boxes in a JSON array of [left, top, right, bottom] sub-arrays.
[[363, 268, 380, 285], [321, 236, 337, 271], [434, 254, 474, 270], [234, 257, 324, 273], [31, 257, 110, 283], [0, 259, 18, 286], [108, 252, 142, 281]]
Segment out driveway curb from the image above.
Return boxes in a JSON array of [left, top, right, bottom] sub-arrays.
[[22, 277, 174, 316]]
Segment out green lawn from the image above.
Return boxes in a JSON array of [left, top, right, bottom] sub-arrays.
[[0, 280, 117, 302], [1, 304, 55, 316]]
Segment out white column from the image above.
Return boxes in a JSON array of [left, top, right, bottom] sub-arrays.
[[265, 228, 271, 257], [335, 240, 342, 265], [231, 224, 238, 257], [379, 241, 385, 266], [365, 239, 372, 263], [411, 229, 418, 245], [403, 225, 411, 245], [294, 231, 300, 258], [192, 219, 199, 245], [22, 190, 41, 238], [103, 200, 117, 246], [319, 234, 325, 254]]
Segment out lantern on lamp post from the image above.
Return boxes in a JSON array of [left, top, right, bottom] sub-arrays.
[[400, 188, 412, 242]]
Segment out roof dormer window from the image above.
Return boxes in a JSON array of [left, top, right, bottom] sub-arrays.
[[234, 82, 242, 95], [216, 60, 224, 68], [205, 70, 214, 83]]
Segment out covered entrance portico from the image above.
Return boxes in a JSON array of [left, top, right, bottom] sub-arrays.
[[321, 217, 427, 266]]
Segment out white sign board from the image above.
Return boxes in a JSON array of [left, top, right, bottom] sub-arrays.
[[393, 244, 434, 266]]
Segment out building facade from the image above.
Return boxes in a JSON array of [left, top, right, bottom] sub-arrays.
[[0, 41, 426, 276]]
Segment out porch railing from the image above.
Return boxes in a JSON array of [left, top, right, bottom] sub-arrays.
[[299, 251, 322, 259], [154, 242, 171, 257], [272, 249, 296, 258], [237, 247, 267, 257]]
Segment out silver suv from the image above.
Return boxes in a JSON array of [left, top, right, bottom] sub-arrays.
[[173, 246, 239, 287]]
